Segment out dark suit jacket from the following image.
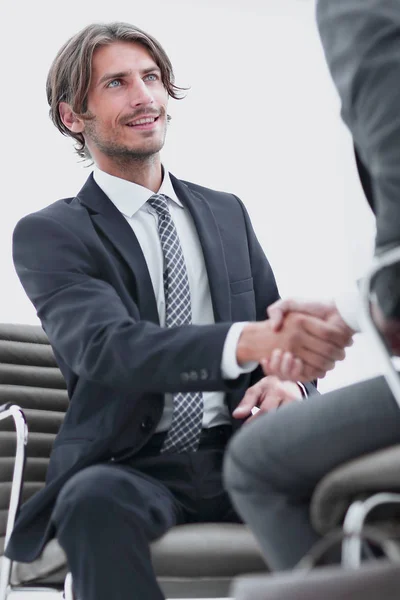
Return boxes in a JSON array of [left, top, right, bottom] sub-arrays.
[[317, 0, 400, 319], [6, 173, 317, 562]]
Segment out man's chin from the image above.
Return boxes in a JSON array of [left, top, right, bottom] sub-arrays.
[[103, 143, 164, 161], [121, 135, 165, 156]]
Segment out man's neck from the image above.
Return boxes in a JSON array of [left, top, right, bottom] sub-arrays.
[[95, 155, 163, 192]]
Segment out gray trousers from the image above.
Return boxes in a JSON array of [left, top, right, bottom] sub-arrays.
[[223, 375, 400, 571]]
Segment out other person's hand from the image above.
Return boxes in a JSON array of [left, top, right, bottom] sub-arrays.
[[267, 298, 354, 340]]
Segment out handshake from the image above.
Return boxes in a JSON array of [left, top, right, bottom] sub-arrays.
[[236, 299, 355, 382]]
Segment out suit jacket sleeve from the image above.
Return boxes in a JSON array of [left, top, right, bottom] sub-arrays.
[[234, 196, 318, 397], [317, 0, 400, 318], [12, 213, 238, 396]]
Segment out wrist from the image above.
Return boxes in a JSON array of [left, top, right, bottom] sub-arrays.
[[281, 380, 303, 400], [236, 322, 260, 365], [236, 321, 274, 365]]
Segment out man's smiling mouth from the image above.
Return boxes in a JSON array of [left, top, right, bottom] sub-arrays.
[[126, 116, 159, 127]]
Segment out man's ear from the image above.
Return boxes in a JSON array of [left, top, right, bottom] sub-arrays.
[[59, 102, 85, 133]]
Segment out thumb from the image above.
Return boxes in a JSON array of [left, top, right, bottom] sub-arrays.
[[267, 299, 297, 331], [267, 306, 284, 331], [268, 299, 334, 325]]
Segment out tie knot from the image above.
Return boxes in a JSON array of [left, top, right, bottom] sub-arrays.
[[149, 193, 169, 216]]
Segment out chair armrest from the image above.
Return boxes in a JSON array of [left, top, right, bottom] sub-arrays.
[[0, 404, 28, 600], [311, 444, 400, 534], [359, 246, 400, 405], [231, 561, 400, 600]]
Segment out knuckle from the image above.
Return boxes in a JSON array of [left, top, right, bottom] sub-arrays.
[[318, 327, 330, 341], [247, 385, 260, 397], [294, 313, 304, 327], [320, 357, 334, 371], [321, 357, 333, 370], [336, 349, 345, 361], [324, 344, 337, 359]]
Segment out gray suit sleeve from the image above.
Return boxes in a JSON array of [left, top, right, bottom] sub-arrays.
[[317, 0, 400, 318]]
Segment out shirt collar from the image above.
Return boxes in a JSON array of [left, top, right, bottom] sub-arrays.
[[93, 165, 183, 218]]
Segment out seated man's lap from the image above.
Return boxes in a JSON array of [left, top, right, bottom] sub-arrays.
[[226, 375, 400, 496]]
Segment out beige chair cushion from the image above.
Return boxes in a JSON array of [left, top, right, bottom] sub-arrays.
[[311, 445, 400, 534], [7, 523, 266, 586], [151, 523, 266, 577]]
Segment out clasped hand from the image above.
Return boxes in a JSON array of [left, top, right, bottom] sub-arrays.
[[262, 298, 355, 382], [232, 299, 354, 424]]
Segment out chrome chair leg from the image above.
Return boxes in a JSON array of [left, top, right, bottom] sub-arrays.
[[0, 405, 28, 600], [64, 573, 74, 600], [342, 492, 400, 568]]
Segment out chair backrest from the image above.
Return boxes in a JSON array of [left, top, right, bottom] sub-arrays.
[[0, 323, 68, 554]]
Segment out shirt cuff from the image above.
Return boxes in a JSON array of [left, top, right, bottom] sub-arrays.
[[221, 322, 259, 379], [334, 280, 362, 332]]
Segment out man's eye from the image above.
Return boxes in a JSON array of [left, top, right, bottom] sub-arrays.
[[144, 73, 158, 82], [107, 79, 121, 88]]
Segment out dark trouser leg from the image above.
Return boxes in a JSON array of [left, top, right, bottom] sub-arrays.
[[223, 376, 400, 571], [51, 463, 181, 600]]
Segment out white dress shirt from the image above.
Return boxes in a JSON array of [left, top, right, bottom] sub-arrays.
[[335, 282, 362, 332], [93, 167, 257, 431]]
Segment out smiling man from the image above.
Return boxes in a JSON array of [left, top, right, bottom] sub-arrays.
[[5, 22, 352, 600]]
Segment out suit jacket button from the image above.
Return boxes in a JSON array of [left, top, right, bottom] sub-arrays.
[[189, 371, 198, 381], [140, 416, 154, 432], [200, 369, 208, 380], [181, 372, 189, 382]]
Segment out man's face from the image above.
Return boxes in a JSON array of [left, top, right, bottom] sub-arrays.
[[83, 41, 169, 161]]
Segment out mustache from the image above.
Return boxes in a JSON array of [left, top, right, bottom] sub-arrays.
[[121, 106, 167, 125]]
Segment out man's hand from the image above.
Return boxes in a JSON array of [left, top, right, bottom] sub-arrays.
[[268, 299, 332, 329], [236, 310, 351, 382], [262, 299, 355, 380], [232, 375, 302, 424]]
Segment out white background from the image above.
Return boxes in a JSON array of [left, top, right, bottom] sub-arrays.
[[1, 0, 380, 394]]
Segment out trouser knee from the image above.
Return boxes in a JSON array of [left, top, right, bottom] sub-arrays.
[[223, 421, 281, 496], [52, 465, 137, 537]]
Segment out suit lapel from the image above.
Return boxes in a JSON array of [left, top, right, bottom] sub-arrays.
[[76, 173, 232, 325], [76, 174, 159, 325], [170, 175, 232, 323]]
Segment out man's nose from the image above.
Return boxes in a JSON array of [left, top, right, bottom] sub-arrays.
[[128, 79, 154, 107]]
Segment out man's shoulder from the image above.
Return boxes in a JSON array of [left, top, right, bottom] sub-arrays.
[[179, 177, 241, 205], [17, 194, 84, 228], [19, 173, 96, 226], [38, 196, 76, 216], [174, 176, 249, 223]]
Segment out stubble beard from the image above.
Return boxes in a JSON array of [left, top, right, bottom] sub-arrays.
[[84, 116, 168, 170]]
